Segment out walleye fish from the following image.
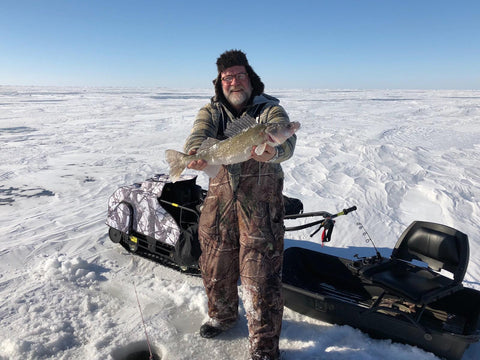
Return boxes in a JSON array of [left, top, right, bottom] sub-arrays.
[[165, 115, 300, 182]]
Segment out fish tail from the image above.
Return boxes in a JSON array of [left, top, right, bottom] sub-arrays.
[[165, 149, 187, 183]]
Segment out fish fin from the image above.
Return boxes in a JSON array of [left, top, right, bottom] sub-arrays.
[[165, 149, 187, 183], [203, 165, 222, 179], [255, 143, 267, 155], [224, 114, 258, 138], [198, 137, 221, 151]]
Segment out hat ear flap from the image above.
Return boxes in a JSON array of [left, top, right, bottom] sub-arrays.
[[246, 65, 264, 96], [214, 74, 226, 101]]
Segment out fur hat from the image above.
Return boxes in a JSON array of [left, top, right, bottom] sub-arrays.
[[213, 49, 265, 101], [216, 49, 250, 73]]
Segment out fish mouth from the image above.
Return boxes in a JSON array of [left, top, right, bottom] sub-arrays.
[[266, 122, 300, 144], [267, 133, 282, 144]]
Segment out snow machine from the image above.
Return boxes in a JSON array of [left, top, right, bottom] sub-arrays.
[[106, 173, 304, 273], [106, 174, 204, 273], [282, 211, 480, 360], [106, 174, 480, 359]]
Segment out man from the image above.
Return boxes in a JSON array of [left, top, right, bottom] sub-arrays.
[[183, 49, 296, 360]]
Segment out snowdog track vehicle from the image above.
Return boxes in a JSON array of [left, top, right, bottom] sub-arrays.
[[106, 174, 480, 359], [106, 174, 303, 273], [106, 174, 204, 273]]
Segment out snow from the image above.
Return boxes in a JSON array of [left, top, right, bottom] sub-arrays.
[[1, 86, 480, 360]]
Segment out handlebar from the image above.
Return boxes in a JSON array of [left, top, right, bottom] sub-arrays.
[[284, 205, 357, 244], [342, 206, 357, 215]]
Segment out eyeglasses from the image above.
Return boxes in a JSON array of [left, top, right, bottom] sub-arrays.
[[221, 72, 248, 84]]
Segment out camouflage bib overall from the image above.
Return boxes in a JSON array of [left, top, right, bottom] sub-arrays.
[[199, 157, 285, 360]]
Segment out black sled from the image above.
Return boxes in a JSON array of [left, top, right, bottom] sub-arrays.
[[282, 211, 480, 360]]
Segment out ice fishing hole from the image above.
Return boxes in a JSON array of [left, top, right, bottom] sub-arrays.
[[111, 341, 161, 360]]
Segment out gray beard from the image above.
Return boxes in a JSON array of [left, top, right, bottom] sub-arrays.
[[227, 91, 249, 107]]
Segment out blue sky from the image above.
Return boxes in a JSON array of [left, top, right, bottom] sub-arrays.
[[1, 0, 479, 89]]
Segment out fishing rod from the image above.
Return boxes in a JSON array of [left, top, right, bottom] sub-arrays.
[[285, 206, 357, 245], [159, 199, 199, 220], [355, 219, 382, 260]]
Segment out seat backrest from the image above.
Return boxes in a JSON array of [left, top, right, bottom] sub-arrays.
[[159, 176, 202, 228], [392, 221, 469, 283]]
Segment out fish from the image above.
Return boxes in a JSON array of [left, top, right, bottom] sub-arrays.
[[165, 115, 300, 182]]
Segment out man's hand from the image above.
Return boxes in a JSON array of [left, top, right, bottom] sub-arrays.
[[251, 144, 277, 162], [186, 149, 208, 170]]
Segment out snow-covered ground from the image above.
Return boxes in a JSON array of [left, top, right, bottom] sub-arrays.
[[1, 86, 479, 360]]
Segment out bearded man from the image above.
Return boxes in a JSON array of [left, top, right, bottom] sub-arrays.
[[183, 49, 296, 360]]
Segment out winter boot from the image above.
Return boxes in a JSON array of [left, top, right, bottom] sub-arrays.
[[199, 318, 236, 338]]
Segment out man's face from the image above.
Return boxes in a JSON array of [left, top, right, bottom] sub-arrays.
[[221, 65, 253, 109]]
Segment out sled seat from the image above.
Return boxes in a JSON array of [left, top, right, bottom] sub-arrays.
[[361, 221, 469, 305], [159, 177, 202, 229]]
